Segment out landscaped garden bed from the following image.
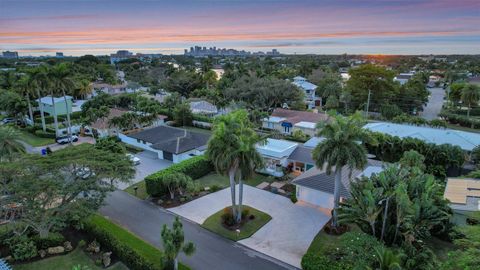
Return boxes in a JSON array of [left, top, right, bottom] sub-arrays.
[[201, 206, 272, 241]]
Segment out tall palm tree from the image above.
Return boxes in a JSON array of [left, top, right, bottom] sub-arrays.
[[14, 75, 34, 125], [461, 84, 480, 119], [29, 67, 49, 132], [77, 79, 92, 100], [312, 111, 374, 227], [206, 110, 264, 222], [50, 64, 75, 139], [0, 126, 25, 161]]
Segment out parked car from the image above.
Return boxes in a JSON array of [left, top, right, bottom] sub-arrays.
[[126, 153, 141, 165], [55, 135, 79, 144], [1, 118, 15, 125]]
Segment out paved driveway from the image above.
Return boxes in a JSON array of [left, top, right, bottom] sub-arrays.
[[170, 185, 330, 268], [117, 150, 172, 190], [421, 87, 445, 120]]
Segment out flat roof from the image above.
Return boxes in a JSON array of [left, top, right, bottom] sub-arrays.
[[265, 116, 286, 123], [364, 122, 480, 151], [444, 178, 480, 205], [294, 121, 316, 129], [256, 138, 298, 159]]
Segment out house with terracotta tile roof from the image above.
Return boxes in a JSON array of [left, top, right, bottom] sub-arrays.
[[261, 108, 328, 137]]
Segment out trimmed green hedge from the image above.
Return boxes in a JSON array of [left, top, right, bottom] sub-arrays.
[[439, 111, 480, 129], [145, 155, 213, 196], [34, 111, 83, 124], [34, 130, 56, 138], [84, 215, 190, 270]]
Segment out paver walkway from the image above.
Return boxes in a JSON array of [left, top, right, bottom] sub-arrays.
[[170, 185, 330, 268]]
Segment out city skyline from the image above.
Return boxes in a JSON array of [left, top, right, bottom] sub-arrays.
[[1, 0, 479, 56]]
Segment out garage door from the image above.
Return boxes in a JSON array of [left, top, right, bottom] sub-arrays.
[[297, 186, 334, 209], [163, 151, 173, 161]]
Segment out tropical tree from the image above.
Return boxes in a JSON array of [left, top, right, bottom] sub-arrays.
[[14, 75, 35, 124], [461, 84, 480, 119], [76, 79, 92, 99], [173, 102, 193, 126], [29, 66, 50, 132], [312, 111, 374, 228], [206, 110, 264, 222], [50, 63, 75, 139], [161, 217, 195, 270], [0, 126, 25, 161]]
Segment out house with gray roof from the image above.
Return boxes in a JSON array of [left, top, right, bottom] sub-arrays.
[[119, 125, 210, 163], [292, 76, 319, 109], [292, 159, 383, 209]]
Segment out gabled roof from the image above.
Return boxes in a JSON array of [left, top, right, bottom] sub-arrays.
[[292, 80, 317, 91], [270, 108, 328, 125], [91, 108, 129, 130], [303, 137, 325, 148], [292, 159, 383, 198], [287, 145, 314, 165], [364, 122, 480, 151], [127, 126, 210, 154], [294, 121, 316, 129], [190, 100, 218, 114]]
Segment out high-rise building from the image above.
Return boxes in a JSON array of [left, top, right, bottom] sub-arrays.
[[2, 51, 19, 59], [184, 45, 280, 57], [56, 52, 64, 58], [110, 50, 134, 64]]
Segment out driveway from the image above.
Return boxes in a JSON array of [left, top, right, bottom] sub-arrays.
[[420, 87, 445, 120], [117, 150, 172, 190], [170, 185, 330, 268], [101, 191, 294, 270], [23, 136, 96, 154]]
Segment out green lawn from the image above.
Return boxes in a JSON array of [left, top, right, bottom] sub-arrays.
[[16, 129, 55, 147], [202, 206, 272, 241], [307, 225, 361, 255], [124, 180, 148, 200], [13, 247, 128, 270]]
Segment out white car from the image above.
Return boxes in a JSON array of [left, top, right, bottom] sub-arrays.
[[56, 135, 79, 144], [127, 154, 140, 165]]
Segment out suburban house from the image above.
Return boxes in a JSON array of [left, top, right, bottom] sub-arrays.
[[89, 108, 128, 138], [444, 178, 480, 225], [292, 159, 383, 209], [364, 122, 480, 153], [292, 76, 319, 109], [262, 108, 328, 136], [91, 82, 128, 97], [394, 72, 415, 85], [37, 95, 73, 116], [189, 100, 218, 116], [119, 125, 210, 163], [254, 137, 318, 177]]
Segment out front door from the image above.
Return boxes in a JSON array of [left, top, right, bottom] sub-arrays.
[[163, 151, 173, 161]]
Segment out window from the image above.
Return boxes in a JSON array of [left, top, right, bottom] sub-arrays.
[[267, 122, 274, 129], [283, 125, 291, 133], [136, 139, 140, 143]]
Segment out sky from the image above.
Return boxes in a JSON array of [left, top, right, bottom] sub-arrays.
[[1, 0, 479, 56]]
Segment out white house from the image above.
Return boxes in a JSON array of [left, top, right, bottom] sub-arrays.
[[119, 125, 209, 163], [292, 159, 383, 209], [394, 73, 415, 85], [292, 76, 319, 109], [255, 139, 298, 177]]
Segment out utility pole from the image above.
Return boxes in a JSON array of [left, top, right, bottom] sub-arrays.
[[365, 89, 371, 118]]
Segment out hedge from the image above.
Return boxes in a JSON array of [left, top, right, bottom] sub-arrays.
[[34, 130, 56, 138], [34, 111, 83, 124], [366, 132, 465, 178], [439, 110, 480, 129], [83, 215, 188, 270], [145, 155, 213, 196]]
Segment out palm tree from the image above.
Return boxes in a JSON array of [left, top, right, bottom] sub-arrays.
[[29, 67, 49, 132], [0, 126, 25, 161], [50, 64, 75, 139], [76, 79, 92, 100], [14, 75, 34, 125], [206, 110, 264, 222], [312, 111, 374, 227], [461, 84, 480, 119]]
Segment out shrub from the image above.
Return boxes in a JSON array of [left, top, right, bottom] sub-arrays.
[[8, 235, 38, 261], [439, 110, 480, 129], [241, 209, 250, 220], [301, 252, 350, 270], [221, 208, 236, 227], [145, 155, 213, 196], [34, 130, 56, 138], [290, 192, 298, 203], [32, 232, 65, 249], [83, 215, 165, 270], [209, 185, 221, 193]]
